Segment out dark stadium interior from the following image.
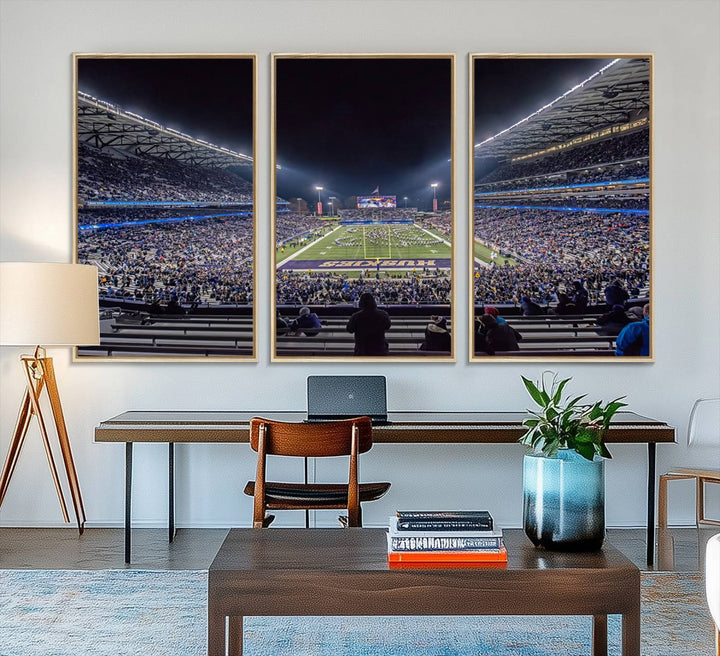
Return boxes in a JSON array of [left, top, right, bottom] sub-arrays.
[[472, 57, 651, 358]]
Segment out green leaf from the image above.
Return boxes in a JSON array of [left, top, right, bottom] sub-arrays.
[[522, 376, 547, 407], [566, 394, 587, 409], [518, 373, 624, 460], [552, 377, 571, 404], [576, 442, 595, 461]]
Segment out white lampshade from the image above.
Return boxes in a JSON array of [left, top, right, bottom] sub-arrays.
[[0, 262, 100, 346]]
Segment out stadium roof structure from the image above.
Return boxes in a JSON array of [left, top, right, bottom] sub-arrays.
[[474, 58, 651, 161], [77, 92, 253, 169]]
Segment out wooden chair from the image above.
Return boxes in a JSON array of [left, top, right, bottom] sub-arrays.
[[658, 398, 720, 528], [243, 416, 390, 528]]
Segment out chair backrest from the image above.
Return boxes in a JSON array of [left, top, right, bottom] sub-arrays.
[[688, 398, 720, 447], [249, 417, 373, 457]]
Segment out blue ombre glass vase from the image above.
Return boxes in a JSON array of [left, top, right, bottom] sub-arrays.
[[523, 448, 606, 551]]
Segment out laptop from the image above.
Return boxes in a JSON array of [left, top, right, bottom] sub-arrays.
[[306, 375, 389, 425]]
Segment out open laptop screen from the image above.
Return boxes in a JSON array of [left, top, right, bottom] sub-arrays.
[[306, 375, 388, 424]]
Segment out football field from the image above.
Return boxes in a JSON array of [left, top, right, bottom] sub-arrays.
[[473, 239, 519, 266], [277, 223, 451, 269]]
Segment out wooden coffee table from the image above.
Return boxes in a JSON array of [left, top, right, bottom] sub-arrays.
[[208, 528, 640, 656]]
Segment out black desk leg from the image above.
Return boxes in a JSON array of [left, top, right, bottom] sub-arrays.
[[125, 442, 132, 565], [647, 442, 656, 566], [304, 456, 310, 529], [169, 443, 175, 543]]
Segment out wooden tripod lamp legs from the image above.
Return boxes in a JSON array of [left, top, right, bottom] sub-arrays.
[[0, 353, 86, 534]]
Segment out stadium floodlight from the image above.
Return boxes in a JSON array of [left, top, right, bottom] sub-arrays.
[[315, 186, 324, 215], [403, 196, 408, 208], [430, 183, 439, 212]]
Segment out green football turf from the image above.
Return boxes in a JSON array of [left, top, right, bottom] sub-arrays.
[[473, 239, 518, 266], [278, 224, 452, 263]]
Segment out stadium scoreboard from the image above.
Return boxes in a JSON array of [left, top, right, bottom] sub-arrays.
[[357, 195, 396, 209]]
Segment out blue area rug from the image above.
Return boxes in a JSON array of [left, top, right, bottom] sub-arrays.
[[0, 569, 714, 655]]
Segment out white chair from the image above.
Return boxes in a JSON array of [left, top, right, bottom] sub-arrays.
[[706, 533, 720, 656], [659, 398, 720, 527]]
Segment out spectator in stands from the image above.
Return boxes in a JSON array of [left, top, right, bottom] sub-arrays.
[[553, 292, 577, 316], [595, 304, 631, 337], [625, 305, 644, 322], [276, 310, 289, 336], [521, 295, 544, 316], [571, 280, 589, 313], [604, 279, 630, 309], [290, 306, 322, 337], [483, 305, 507, 325], [346, 292, 391, 356], [615, 303, 650, 356], [166, 293, 184, 315], [475, 313, 521, 355], [420, 315, 451, 353]]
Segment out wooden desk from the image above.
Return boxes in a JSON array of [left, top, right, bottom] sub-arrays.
[[94, 411, 675, 564], [207, 528, 641, 656]]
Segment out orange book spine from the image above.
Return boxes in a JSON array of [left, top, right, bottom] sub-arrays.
[[388, 545, 507, 563], [389, 560, 507, 569]]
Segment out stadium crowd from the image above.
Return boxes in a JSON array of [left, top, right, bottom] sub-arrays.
[[337, 207, 418, 221], [478, 127, 649, 185], [78, 216, 254, 307], [418, 210, 452, 238], [473, 206, 649, 306], [276, 270, 451, 306], [475, 159, 649, 194], [77, 207, 251, 227], [475, 195, 648, 211], [78, 142, 253, 204], [275, 212, 329, 244]]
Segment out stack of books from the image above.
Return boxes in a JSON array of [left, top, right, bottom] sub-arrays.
[[387, 510, 507, 567]]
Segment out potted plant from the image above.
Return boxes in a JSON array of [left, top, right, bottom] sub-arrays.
[[519, 372, 626, 551]]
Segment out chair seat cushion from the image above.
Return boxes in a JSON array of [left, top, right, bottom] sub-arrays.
[[244, 481, 390, 507]]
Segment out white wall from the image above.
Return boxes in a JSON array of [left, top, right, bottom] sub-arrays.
[[1, 0, 718, 530]]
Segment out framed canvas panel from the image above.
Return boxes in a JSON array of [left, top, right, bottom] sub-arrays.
[[272, 54, 455, 362], [73, 54, 257, 361], [469, 55, 653, 362]]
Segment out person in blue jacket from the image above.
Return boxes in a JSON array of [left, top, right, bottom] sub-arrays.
[[290, 306, 322, 336], [615, 303, 650, 356]]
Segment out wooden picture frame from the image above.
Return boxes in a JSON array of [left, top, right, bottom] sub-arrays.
[[272, 54, 455, 362], [73, 54, 257, 361], [469, 54, 653, 362]]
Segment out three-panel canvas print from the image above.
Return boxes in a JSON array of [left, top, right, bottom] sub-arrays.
[[73, 53, 651, 362]]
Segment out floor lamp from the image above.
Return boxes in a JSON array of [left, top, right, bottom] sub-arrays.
[[0, 262, 99, 533]]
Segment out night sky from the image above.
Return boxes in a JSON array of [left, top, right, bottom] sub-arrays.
[[77, 57, 255, 156], [275, 57, 452, 207]]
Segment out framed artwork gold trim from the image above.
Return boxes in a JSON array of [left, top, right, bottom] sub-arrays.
[[72, 53, 258, 362], [468, 53, 654, 362], [271, 53, 456, 363]]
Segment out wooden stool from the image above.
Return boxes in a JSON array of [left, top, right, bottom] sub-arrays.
[[658, 468, 720, 527]]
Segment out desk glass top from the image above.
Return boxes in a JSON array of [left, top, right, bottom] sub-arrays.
[[100, 410, 668, 426]]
